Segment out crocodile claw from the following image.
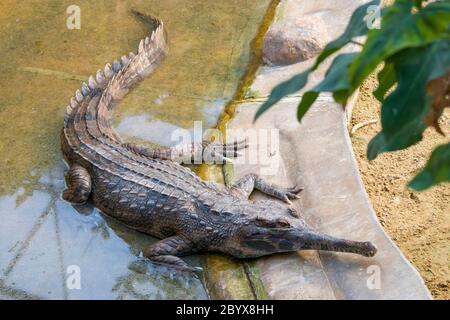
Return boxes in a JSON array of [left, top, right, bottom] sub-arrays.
[[174, 265, 203, 276], [191, 266, 204, 273], [286, 185, 304, 194], [278, 185, 303, 204], [209, 138, 249, 159]]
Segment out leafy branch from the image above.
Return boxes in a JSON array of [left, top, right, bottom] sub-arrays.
[[256, 0, 450, 190]]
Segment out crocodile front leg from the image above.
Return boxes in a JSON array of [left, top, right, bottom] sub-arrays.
[[124, 139, 248, 164], [144, 236, 201, 273], [62, 164, 92, 205], [231, 173, 303, 204]]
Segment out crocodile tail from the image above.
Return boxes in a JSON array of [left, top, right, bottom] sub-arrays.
[[96, 17, 167, 142], [63, 12, 168, 143]]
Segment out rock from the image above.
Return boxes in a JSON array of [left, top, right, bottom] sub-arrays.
[[263, 16, 329, 66]]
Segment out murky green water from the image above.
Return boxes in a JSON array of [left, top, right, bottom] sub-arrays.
[[0, 0, 270, 299]]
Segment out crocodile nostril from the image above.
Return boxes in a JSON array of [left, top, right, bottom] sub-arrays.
[[363, 242, 377, 257]]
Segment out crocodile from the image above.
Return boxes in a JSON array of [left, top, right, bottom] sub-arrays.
[[61, 12, 377, 273]]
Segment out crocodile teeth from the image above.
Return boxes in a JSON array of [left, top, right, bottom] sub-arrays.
[[96, 69, 105, 84], [88, 75, 97, 90], [151, 31, 155, 42], [155, 27, 161, 46], [156, 24, 163, 39], [104, 63, 113, 78], [70, 97, 78, 109], [81, 82, 90, 96], [112, 60, 121, 73], [120, 55, 129, 67], [75, 89, 83, 102], [138, 39, 145, 53], [144, 36, 150, 46], [66, 105, 73, 114], [128, 52, 136, 60]]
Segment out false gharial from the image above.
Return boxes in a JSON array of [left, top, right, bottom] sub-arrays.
[[61, 12, 377, 273]]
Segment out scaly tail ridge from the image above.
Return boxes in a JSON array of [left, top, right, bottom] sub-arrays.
[[96, 17, 167, 142], [63, 12, 168, 145]]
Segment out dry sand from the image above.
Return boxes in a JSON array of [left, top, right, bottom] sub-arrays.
[[350, 75, 450, 299]]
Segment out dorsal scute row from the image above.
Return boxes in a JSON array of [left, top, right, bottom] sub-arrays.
[[63, 22, 165, 130], [60, 17, 212, 199], [63, 55, 127, 127]]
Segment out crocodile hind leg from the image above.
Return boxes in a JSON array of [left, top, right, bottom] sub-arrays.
[[144, 236, 201, 273], [231, 173, 303, 204], [62, 164, 92, 205], [124, 139, 248, 164]]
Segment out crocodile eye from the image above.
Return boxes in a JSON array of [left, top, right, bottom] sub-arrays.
[[252, 217, 291, 228], [253, 217, 277, 228], [276, 218, 290, 228]]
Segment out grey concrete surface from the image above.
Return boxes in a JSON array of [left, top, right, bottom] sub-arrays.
[[224, 0, 432, 299], [227, 100, 431, 299]]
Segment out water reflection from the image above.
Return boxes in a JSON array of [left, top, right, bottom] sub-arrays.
[[115, 99, 225, 146], [0, 0, 271, 299], [0, 0, 270, 194], [0, 162, 207, 299]]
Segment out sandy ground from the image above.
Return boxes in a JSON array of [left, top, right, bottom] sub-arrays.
[[350, 75, 450, 299]]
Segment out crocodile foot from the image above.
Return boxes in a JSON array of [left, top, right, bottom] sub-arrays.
[[148, 256, 203, 274], [143, 236, 201, 274], [275, 184, 304, 205], [204, 138, 249, 163], [231, 173, 304, 204]]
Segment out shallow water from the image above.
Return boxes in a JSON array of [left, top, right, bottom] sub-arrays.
[[0, 0, 270, 299]]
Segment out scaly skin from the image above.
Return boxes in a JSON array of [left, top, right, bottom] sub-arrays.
[[61, 12, 377, 273]]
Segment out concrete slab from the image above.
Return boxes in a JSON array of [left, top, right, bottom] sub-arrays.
[[226, 99, 431, 299]]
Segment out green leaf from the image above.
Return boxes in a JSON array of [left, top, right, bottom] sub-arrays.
[[315, 53, 359, 93], [297, 91, 319, 121], [255, 0, 380, 121], [409, 142, 450, 191], [367, 40, 450, 160], [333, 90, 350, 105], [413, 0, 424, 9], [294, 53, 358, 121], [373, 62, 396, 102], [254, 68, 311, 120], [349, 0, 450, 90]]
